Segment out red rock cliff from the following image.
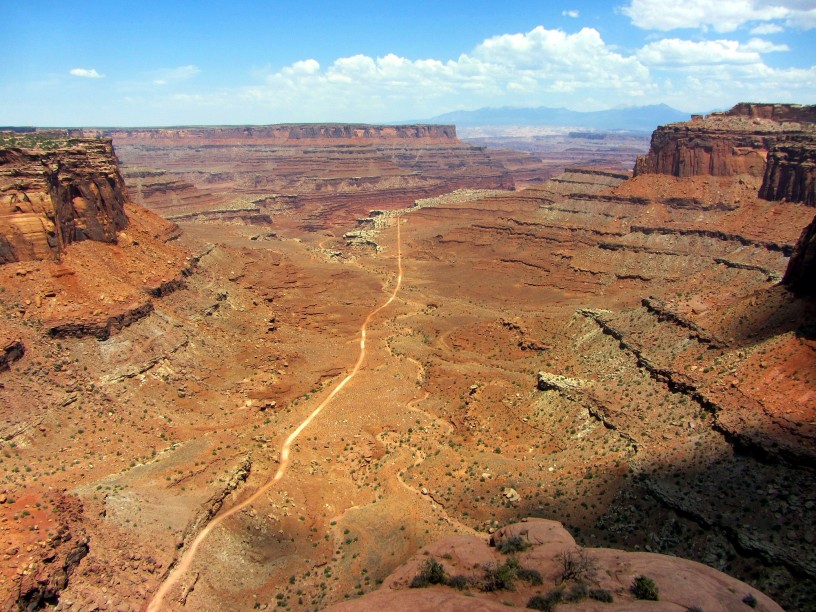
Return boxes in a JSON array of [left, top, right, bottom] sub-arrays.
[[0, 134, 129, 263], [759, 138, 816, 205], [85, 124, 458, 146], [634, 103, 816, 206], [782, 213, 816, 295]]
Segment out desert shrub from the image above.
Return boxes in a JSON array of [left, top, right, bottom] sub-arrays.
[[517, 566, 543, 586], [555, 548, 599, 583], [631, 575, 659, 600], [742, 593, 758, 608], [496, 535, 531, 554], [446, 575, 470, 590], [480, 558, 519, 592], [565, 581, 589, 602], [589, 588, 613, 603], [527, 588, 563, 611], [409, 558, 447, 588]]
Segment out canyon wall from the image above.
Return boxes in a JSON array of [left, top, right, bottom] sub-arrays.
[[634, 103, 816, 206], [0, 135, 129, 263], [87, 124, 458, 146], [103, 124, 516, 229], [783, 214, 816, 295]]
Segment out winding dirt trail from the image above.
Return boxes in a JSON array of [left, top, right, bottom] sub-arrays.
[[147, 219, 404, 611]]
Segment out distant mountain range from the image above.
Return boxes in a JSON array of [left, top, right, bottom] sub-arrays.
[[420, 104, 691, 132]]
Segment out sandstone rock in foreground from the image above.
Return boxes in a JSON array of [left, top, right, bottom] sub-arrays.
[[327, 519, 780, 612]]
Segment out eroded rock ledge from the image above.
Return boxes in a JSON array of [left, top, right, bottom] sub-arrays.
[[326, 519, 780, 611], [0, 134, 129, 263], [634, 103, 816, 206]]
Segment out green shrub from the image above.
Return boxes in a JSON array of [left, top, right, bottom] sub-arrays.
[[517, 567, 543, 586], [446, 575, 470, 590], [742, 593, 758, 608], [589, 588, 613, 603], [410, 558, 447, 588], [565, 582, 589, 602], [496, 535, 531, 554], [632, 575, 659, 600], [527, 589, 563, 611], [480, 559, 519, 592]]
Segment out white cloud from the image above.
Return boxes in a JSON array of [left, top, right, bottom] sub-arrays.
[[153, 65, 201, 85], [620, 0, 816, 32], [562, 10, 580, 18], [248, 26, 654, 118], [86, 24, 815, 124], [69, 68, 104, 78], [750, 23, 784, 33], [638, 37, 789, 66]]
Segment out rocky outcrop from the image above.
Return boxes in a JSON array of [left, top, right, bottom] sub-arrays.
[[88, 124, 459, 146], [9, 493, 89, 611], [47, 300, 154, 340], [634, 104, 816, 196], [326, 519, 781, 612], [760, 139, 816, 205], [727, 102, 816, 123], [0, 339, 24, 371], [105, 124, 514, 229], [0, 134, 129, 263], [782, 214, 816, 295]]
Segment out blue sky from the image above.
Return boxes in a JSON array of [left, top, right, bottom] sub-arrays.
[[2, 0, 815, 126]]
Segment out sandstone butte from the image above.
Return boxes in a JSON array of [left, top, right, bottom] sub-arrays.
[[0, 102, 813, 611]]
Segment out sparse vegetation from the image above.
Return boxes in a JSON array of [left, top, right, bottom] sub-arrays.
[[409, 558, 447, 588], [555, 548, 598, 583], [742, 593, 758, 608], [632, 575, 659, 600], [527, 589, 563, 611], [496, 535, 531, 554]]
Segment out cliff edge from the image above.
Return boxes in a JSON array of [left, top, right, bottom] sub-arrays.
[[0, 133, 129, 263], [634, 103, 816, 206]]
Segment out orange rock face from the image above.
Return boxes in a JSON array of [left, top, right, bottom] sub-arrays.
[[634, 103, 816, 205], [327, 519, 782, 612], [0, 108, 814, 611], [0, 135, 129, 263], [103, 124, 517, 229]]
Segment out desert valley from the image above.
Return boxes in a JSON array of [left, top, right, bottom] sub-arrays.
[[1, 102, 815, 612]]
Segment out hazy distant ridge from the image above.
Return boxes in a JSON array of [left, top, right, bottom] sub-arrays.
[[424, 104, 691, 132]]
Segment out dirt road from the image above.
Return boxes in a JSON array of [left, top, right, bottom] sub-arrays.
[[147, 219, 403, 610]]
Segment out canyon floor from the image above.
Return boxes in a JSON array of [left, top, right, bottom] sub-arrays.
[[2, 167, 814, 611]]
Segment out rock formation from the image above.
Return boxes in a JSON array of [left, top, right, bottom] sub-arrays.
[[0, 133, 129, 263], [760, 138, 816, 205], [326, 519, 781, 611], [0, 106, 814, 611], [98, 124, 516, 229], [783, 214, 816, 295], [634, 103, 816, 207]]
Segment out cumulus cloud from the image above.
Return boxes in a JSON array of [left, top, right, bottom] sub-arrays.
[[69, 68, 104, 78], [136, 24, 815, 123], [621, 0, 816, 32], [248, 26, 654, 118], [562, 10, 580, 18], [638, 37, 789, 66]]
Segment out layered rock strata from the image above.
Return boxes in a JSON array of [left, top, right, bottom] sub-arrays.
[[99, 124, 515, 229], [0, 134, 129, 263], [783, 213, 816, 295], [634, 103, 816, 205]]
